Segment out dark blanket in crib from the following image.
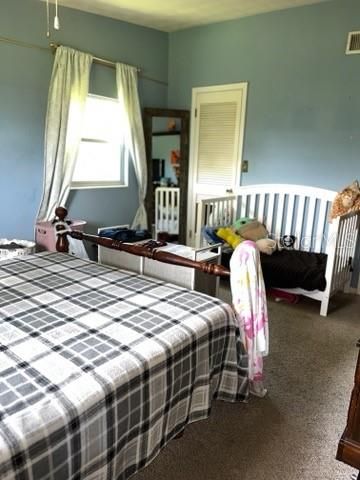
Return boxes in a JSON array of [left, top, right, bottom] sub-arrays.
[[222, 248, 327, 292]]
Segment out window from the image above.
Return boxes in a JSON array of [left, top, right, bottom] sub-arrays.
[[72, 94, 128, 189]]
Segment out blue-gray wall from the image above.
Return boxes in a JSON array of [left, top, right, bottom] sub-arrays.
[[0, 0, 168, 240], [1, 0, 359, 285], [168, 0, 360, 191], [167, 0, 360, 287]]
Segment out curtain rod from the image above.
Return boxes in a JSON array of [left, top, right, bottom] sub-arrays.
[[50, 43, 167, 86], [0, 35, 168, 86], [50, 42, 140, 72]]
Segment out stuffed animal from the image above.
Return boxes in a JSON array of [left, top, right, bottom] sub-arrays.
[[216, 227, 243, 249], [217, 224, 277, 255], [329, 181, 360, 221], [256, 238, 277, 255], [234, 219, 268, 241], [215, 214, 281, 255], [233, 217, 254, 230]]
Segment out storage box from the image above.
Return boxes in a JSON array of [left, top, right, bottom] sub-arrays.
[[0, 239, 36, 261], [36, 220, 86, 252]]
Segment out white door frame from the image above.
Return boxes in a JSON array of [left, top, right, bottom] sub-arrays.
[[186, 82, 248, 246]]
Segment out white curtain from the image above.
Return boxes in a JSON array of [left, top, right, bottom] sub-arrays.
[[37, 46, 93, 222], [116, 63, 147, 229]]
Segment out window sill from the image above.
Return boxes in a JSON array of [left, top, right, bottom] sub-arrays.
[[71, 183, 128, 190]]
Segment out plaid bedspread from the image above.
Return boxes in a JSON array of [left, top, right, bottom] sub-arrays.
[[0, 252, 248, 480]]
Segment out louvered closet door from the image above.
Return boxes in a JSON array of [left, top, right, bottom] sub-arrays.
[[187, 83, 247, 245]]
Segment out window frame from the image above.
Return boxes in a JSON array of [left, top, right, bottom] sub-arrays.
[[71, 93, 128, 190]]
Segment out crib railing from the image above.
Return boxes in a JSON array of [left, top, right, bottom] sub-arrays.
[[195, 185, 360, 316], [196, 195, 237, 247], [196, 186, 337, 254], [155, 187, 180, 237], [327, 211, 360, 294]]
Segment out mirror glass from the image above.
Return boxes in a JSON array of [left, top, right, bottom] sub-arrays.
[[152, 117, 181, 188]]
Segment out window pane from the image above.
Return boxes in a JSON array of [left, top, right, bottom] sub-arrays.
[[73, 141, 122, 183], [82, 95, 122, 142]]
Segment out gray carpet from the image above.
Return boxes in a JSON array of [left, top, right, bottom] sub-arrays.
[[134, 289, 360, 480]]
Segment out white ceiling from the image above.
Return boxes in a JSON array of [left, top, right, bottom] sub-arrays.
[[43, 0, 330, 32]]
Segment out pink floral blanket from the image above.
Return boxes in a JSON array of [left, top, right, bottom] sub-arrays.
[[230, 240, 269, 396]]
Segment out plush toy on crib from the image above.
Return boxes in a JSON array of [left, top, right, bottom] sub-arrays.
[[217, 218, 277, 255], [329, 180, 360, 221]]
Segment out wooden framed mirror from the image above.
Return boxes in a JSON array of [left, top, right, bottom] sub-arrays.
[[143, 108, 190, 245]]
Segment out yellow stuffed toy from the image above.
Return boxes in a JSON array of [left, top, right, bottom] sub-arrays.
[[216, 227, 243, 249], [217, 226, 276, 255]]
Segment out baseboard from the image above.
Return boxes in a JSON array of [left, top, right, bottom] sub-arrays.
[[347, 287, 360, 295]]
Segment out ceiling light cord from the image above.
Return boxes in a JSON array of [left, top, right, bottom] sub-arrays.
[[46, 0, 50, 37], [54, 0, 60, 30]]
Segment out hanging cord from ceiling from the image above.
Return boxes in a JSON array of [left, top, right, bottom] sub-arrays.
[[46, 0, 60, 36], [46, 0, 50, 37], [54, 0, 60, 30]]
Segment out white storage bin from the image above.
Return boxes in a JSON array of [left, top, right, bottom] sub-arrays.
[[0, 239, 36, 261]]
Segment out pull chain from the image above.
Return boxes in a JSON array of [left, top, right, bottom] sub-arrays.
[[54, 0, 60, 30], [46, 0, 50, 37]]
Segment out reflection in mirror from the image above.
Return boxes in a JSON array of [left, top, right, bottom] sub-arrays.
[[143, 108, 190, 245], [152, 132, 181, 187]]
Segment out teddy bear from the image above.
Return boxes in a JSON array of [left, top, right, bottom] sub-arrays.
[[329, 180, 360, 221]]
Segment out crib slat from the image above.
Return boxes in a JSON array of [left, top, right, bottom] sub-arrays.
[[217, 201, 221, 226], [158, 189, 163, 234], [225, 199, 235, 225], [340, 215, 355, 287], [284, 194, 295, 236], [314, 199, 328, 253], [207, 202, 212, 227], [170, 189, 175, 232], [340, 217, 351, 288], [341, 216, 353, 285], [166, 190, 169, 232], [303, 197, 316, 252], [219, 200, 224, 225], [212, 201, 216, 227], [338, 218, 347, 289], [266, 194, 275, 237], [249, 195, 256, 219], [239, 195, 246, 218], [334, 217, 347, 289], [274, 193, 285, 241], [295, 196, 306, 250], [257, 194, 265, 224]]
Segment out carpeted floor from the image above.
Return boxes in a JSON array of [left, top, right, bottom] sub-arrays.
[[134, 288, 360, 480]]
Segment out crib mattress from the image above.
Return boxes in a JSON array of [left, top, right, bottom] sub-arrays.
[[222, 248, 327, 291]]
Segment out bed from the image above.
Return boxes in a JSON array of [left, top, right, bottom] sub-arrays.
[[196, 184, 360, 316], [155, 187, 179, 239], [0, 209, 248, 480]]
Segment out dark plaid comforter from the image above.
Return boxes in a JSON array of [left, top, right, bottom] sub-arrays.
[[0, 252, 248, 480]]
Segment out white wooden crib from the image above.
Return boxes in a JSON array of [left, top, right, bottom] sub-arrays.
[[155, 187, 180, 238], [196, 184, 360, 316]]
